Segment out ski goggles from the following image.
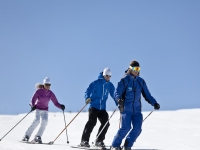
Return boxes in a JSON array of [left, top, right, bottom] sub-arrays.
[[106, 75, 111, 77], [129, 66, 140, 72], [44, 83, 51, 86]]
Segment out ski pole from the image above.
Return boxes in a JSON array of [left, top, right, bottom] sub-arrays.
[[119, 114, 122, 129], [48, 103, 88, 145], [62, 110, 69, 143], [92, 106, 118, 145], [0, 110, 32, 141], [143, 110, 154, 122]]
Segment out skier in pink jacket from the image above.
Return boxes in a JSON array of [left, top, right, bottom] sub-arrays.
[[22, 77, 65, 143]]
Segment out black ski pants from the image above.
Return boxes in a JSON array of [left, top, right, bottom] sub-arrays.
[[81, 107, 110, 142]]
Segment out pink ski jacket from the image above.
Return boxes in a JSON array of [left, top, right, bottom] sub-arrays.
[[30, 88, 61, 111]]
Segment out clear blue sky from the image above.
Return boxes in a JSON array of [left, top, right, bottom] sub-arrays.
[[0, 0, 199, 114]]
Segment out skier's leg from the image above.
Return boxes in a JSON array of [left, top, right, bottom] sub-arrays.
[[124, 113, 143, 147], [111, 112, 132, 147], [96, 110, 109, 142], [25, 109, 41, 137], [81, 108, 98, 142], [36, 110, 48, 137]]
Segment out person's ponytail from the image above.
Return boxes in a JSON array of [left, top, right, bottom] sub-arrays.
[[35, 83, 44, 89]]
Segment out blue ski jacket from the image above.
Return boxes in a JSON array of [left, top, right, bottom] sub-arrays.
[[85, 72, 116, 110], [115, 74, 157, 113]]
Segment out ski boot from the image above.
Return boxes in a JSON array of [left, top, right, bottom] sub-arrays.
[[21, 135, 29, 142], [33, 136, 42, 144], [95, 141, 106, 148], [80, 141, 90, 147], [110, 147, 121, 150], [122, 147, 131, 150]]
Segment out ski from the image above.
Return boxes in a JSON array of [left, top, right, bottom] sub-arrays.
[[71, 145, 109, 150], [19, 140, 50, 145]]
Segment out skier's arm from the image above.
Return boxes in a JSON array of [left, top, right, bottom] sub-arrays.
[[30, 91, 39, 107], [141, 80, 157, 106], [51, 93, 62, 109], [85, 81, 95, 100], [114, 78, 126, 101], [110, 83, 117, 106]]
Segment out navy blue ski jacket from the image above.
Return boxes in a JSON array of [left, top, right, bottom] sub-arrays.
[[115, 74, 157, 113], [85, 72, 116, 110]]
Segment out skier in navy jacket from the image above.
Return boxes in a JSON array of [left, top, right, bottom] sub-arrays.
[[111, 60, 160, 150], [80, 68, 116, 148]]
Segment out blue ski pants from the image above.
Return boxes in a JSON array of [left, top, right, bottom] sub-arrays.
[[111, 112, 143, 147]]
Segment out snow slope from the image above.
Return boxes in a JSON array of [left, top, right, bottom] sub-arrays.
[[0, 109, 200, 150]]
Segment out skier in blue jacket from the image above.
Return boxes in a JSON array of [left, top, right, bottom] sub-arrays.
[[111, 60, 160, 150], [80, 67, 116, 148]]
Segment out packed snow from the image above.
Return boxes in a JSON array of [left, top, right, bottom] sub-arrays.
[[0, 109, 200, 150]]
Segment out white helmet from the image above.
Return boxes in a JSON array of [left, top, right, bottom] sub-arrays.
[[103, 67, 112, 76], [43, 77, 51, 84]]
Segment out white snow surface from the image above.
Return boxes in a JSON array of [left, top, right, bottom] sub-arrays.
[[0, 109, 200, 150]]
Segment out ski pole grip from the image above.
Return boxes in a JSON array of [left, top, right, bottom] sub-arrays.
[[85, 98, 91, 104]]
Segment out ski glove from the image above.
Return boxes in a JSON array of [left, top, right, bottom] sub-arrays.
[[117, 99, 124, 106], [85, 98, 91, 104], [154, 103, 160, 110], [31, 105, 36, 111], [60, 104, 65, 111], [118, 99, 125, 113]]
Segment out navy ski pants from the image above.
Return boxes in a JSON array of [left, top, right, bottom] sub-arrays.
[[112, 112, 143, 147]]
